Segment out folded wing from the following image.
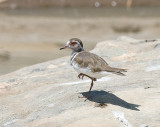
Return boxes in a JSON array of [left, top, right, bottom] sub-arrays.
[[74, 51, 127, 76]]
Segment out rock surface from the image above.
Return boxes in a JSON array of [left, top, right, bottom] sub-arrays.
[[0, 36, 160, 127]]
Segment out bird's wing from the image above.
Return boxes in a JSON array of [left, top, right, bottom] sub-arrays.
[[74, 51, 127, 75], [74, 51, 109, 73]]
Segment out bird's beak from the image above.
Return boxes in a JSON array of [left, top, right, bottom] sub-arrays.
[[60, 45, 68, 50]]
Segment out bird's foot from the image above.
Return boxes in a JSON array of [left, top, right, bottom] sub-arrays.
[[78, 73, 84, 80], [78, 92, 91, 102], [78, 96, 90, 101], [78, 73, 96, 81]]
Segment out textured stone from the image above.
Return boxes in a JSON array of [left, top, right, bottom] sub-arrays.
[[0, 37, 160, 127]]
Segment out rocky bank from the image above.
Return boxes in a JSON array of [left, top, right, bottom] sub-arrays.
[[0, 36, 160, 127]]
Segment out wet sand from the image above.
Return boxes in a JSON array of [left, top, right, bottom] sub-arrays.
[[0, 7, 160, 75]]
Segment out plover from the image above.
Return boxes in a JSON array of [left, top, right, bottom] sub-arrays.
[[60, 38, 127, 101]]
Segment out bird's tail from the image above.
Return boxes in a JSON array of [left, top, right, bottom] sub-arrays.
[[110, 68, 127, 76]]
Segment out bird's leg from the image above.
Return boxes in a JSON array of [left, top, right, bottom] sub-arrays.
[[78, 76, 96, 101], [78, 73, 96, 101], [84, 79, 94, 101], [78, 73, 96, 81]]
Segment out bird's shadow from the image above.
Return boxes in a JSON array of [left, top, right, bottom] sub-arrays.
[[81, 90, 140, 111]]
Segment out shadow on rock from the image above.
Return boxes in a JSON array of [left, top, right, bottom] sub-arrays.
[[81, 90, 140, 111]]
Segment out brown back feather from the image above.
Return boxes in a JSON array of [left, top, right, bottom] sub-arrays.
[[74, 51, 127, 76]]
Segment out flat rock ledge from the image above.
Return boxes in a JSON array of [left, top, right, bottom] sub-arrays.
[[0, 36, 160, 127]]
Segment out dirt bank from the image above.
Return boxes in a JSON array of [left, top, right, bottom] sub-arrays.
[[0, 0, 160, 9]]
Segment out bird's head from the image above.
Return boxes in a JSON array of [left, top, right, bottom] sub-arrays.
[[60, 38, 84, 52]]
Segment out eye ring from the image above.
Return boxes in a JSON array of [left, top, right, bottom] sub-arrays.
[[70, 42, 76, 45]]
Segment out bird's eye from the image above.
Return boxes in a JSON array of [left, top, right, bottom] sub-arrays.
[[71, 42, 76, 45]]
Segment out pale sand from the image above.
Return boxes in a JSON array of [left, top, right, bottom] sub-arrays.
[[0, 8, 160, 75]]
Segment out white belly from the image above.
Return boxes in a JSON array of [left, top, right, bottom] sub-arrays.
[[71, 60, 111, 79]]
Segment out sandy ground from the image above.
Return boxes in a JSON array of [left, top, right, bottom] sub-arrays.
[[0, 7, 160, 75]]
